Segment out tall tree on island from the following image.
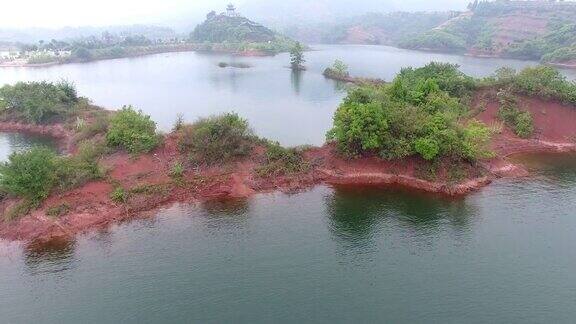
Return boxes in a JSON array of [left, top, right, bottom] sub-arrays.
[[290, 42, 305, 71]]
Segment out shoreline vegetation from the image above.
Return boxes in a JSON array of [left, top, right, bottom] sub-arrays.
[[0, 6, 299, 68], [0, 43, 289, 68], [1, 63, 576, 243]]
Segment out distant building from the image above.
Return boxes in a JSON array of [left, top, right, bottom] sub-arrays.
[[226, 4, 239, 17]]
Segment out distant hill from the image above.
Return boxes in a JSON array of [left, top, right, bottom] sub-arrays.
[[283, 12, 457, 45], [190, 8, 297, 54], [398, 0, 576, 65], [0, 25, 177, 44], [191, 10, 280, 43]]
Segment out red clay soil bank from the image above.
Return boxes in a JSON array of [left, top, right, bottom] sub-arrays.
[[474, 93, 576, 177], [2, 95, 576, 243]]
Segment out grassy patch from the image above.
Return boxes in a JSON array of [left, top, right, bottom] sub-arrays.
[[256, 142, 311, 177], [110, 187, 128, 204], [178, 113, 256, 165]]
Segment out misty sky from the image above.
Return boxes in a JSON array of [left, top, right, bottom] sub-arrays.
[[0, 0, 471, 29]]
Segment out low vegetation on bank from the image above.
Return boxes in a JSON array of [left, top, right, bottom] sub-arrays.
[[0, 80, 80, 123], [480, 66, 576, 105], [177, 113, 257, 165], [0, 142, 105, 219], [256, 142, 310, 177], [106, 106, 160, 154]]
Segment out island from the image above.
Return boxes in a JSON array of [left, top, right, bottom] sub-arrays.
[[1, 63, 576, 243]]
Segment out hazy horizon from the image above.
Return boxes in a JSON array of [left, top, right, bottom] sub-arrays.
[[1, 0, 471, 30]]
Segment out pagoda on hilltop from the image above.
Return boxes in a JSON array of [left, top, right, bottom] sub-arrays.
[[226, 4, 239, 17]]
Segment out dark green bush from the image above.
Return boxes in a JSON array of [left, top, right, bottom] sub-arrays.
[[178, 113, 255, 164], [0, 147, 58, 203], [327, 102, 389, 156], [106, 106, 159, 154]]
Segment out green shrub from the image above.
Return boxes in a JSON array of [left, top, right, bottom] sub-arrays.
[[487, 66, 576, 104], [110, 187, 128, 203], [178, 113, 255, 164], [0, 80, 79, 123], [414, 137, 440, 161], [496, 90, 534, 138], [0, 140, 105, 211], [460, 120, 494, 160], [54, 140, 105, 192], [170, 161, 184, 179], [256, 142, 310, 177], [106, 106, 159, 154], [514, 111, 534, 139], [328, 101, 389, 156], [0, 147, 58, 203]]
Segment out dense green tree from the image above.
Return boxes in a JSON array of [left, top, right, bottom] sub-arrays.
[[290, 42, 305, 70]]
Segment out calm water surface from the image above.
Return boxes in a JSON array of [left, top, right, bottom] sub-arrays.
[[1, 46, 576, 323], [1, 45, 574, 146], [1, 154, 576, 323], [0, 133, 56, 161]]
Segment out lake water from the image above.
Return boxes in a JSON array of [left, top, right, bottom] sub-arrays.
[[1, 45, 574, 146], [2, 46, 576, 323], [0, 132, 56, 161], [1, 154, 576, 323]]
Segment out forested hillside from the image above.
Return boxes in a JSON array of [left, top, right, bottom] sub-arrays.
[[399, 0, 576, 65], [190, 9, 296, 54], [284, 12, 457, 45]]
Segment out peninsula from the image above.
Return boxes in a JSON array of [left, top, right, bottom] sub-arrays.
[[1, 63, 576, 243]]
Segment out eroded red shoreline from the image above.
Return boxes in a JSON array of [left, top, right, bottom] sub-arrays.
[[1, 93, 576, 244]]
